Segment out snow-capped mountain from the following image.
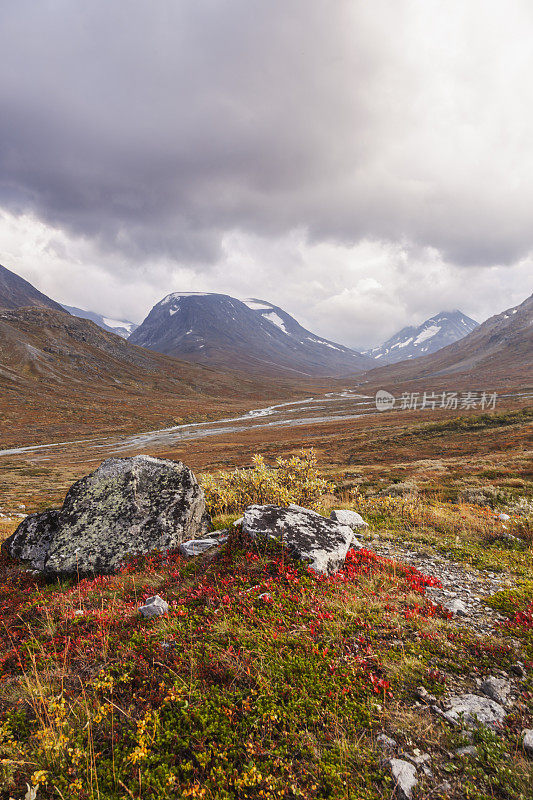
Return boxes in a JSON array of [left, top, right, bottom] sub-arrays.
[[129, 292, 372, 376], [364, 310, 479, 364], [363, 293, 532, 384], [61, 305, 138, 339]]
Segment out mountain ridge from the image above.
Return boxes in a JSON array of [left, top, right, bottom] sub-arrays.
[[0, 263, 66, 313], [61, 304, 138, 339], [129, 292, 373, 377], [0, 306, 320, 448], [362, 293, 532, 388], [364, 310, 479, 364]]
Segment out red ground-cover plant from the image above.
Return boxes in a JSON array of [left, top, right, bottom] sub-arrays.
[[0, 531, 525, 799]]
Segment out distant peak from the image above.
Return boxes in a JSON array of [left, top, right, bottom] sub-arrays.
[[160, 292, 213, 304]]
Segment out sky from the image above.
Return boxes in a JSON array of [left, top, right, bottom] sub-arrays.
[[0, 0, 532, 349]]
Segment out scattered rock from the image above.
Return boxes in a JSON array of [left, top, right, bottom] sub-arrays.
[[415, 686, 437, 704], [441, 693, 506, 729], [454, 746, 477, 758], [522, 729, 533, 758], [241, 504, 354, 574], [377, 733, 397, 752], [329, 509, 368, 532], [481, 676, 512, 706], [406, 750, 432, 776], [388, 758, 418, 799], [500, 532, 521, 543], [180, 532, 228, 556], [498, 512, 511, 521], [443, 598, 469, 616], [2, 455, 212, 576], [510, 662, 526, 678], [371, 538, 514, 635], [139, 595, 169, 619]]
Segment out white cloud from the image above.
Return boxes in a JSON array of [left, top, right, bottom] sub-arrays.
[[0, 1, 531, 347], [1, 211, 530, 348]]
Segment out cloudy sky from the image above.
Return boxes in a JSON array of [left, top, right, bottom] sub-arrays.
[[1, 0, 532, 348]]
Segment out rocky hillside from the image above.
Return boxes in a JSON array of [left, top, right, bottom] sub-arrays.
[[365, 310, 479, 364], [129, 292, 372, 377], [0, 262, 65, 312], [0, 308, 312, 447]]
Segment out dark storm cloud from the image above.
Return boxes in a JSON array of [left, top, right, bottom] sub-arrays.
[[2, 0, 532, 269]]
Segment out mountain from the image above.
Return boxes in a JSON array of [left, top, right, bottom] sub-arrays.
[[362, 293, 532, 388], [0, 307, 313, 448], [0, 263, 65, 312], [364, 310, 479, 364], [61, 304, 138, 339], [129, 292, 372, 376]]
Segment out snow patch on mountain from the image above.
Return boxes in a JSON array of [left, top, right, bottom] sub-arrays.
[[413, 325, 440, 345], [264, 311, 289, 333], [62, 305, 138, 339]]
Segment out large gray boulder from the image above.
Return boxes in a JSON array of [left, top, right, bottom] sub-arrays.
[[241, 503, 353, 574], [2, 455, 211, 576]]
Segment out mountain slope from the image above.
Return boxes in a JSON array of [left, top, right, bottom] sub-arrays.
[[364, 310, 479, 364], [0, 263, 65, 312], [61, 304, 138, 339], [0, 308, 314, 448], [362, 293, 533, 388], [129, 292, 372, 376]]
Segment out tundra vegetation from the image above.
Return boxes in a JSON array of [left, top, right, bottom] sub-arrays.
[[0, 450, 532, 799]]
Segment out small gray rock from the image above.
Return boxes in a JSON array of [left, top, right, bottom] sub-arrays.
[[330, 509, 368, 531], [442, 693, 506, 729], [454, 746, 477, 758], [389, 758, 418, 799], [522, 729, 533, 758], [481, 676, 512, 706], [377, 733, 397, 752], [139, 595, 168, 619], [179, 532, 228, 556], [415, 686, 437, 704], [443, 598, 469, 616]]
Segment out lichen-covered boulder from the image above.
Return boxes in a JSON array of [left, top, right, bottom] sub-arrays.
[[241, 503, 353, 574], [2, 455, 211, 576]]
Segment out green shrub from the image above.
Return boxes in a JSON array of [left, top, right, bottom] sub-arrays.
[[201, 450, 333, 516]]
